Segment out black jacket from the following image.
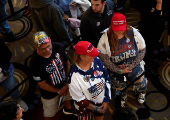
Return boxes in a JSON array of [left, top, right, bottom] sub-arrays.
[[0, 40, 12, 71], [80, 0, 115, 47], [28, 0, 70, 42]]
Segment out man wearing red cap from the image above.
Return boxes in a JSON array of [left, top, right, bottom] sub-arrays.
[[68, 41, 111, 120], [30, 31, 74, 120], [80, 0, 115, 47]]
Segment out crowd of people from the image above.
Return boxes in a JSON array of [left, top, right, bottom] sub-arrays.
[[0, 0, 168, 120]]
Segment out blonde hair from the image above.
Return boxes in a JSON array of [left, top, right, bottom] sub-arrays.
[[107, 25, 132, 55], [73, 53, 82, 65]]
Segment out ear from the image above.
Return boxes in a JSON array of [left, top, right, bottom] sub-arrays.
[[79, 55, 84, 60], [103, 1, 106, 6], [49, 38, 51, 43], [34, 45, 38, 49]]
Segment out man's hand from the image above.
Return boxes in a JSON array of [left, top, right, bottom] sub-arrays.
[[64, 14, 69, 22], [0, 68, 2, 72], [98, 102, 108, 114], [58, 84, 68, 96], [70, 2, 78, 7]]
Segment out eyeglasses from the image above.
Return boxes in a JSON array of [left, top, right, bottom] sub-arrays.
[[39, 44, 52, 51]]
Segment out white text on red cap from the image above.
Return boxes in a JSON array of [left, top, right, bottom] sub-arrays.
[[113, 20, 126, 25]]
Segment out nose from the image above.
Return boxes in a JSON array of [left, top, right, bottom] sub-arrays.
[[46, 48, 50, 51], [21, 108, 24, 112]]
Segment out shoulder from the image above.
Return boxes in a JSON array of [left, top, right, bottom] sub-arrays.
[[99, 30, 109, 43], [68, 65, 79, 83], [131, 27, 146, 49], [131, 26, 141, 35], [94, 57, 106, 70], [29, 51, 42, 67], [30, 51, 39, 63], [94, 57, 103, 65], [126, 27, 134, 36], [70, 65, 78, 72], [51, 2, 61, 10], [69, 64, 86, 77], [51, 4, 63, 14], [52, 42, 65, 52], [52, 42, 62, 47], [106, 0, 114, 6], [106, 0, 115, 10], [97, 30, 110, 52], [81, 7, 93, 21]]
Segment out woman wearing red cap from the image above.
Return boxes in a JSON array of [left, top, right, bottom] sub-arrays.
[[97, 12, 148, 107], [68, 41, 111, 120]]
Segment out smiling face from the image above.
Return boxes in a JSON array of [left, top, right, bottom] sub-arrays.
[[91, 0, 106, 13]]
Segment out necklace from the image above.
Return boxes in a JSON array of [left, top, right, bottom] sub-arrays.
[[83, 68, 95, 82], [78, 63, 93, 82], [84, 76, 89, 82]]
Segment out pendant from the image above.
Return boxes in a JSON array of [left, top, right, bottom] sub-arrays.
[[91, 78, 94, 81], [84, 76, 89, 82]]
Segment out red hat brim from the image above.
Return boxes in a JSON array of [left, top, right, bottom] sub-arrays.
[[87, 47, 100, 57], [111, 23, 126, 32]]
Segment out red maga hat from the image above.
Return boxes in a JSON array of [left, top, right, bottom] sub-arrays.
[[74, 41, 100, 57], [111, 12, 127, 32]]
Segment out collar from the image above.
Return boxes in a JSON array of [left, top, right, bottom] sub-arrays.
[[91, 4, 107, 17], [100, 6, 105, 13]]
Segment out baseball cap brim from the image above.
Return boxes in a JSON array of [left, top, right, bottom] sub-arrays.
[[74, 41, 100, 57], [111, 24, 126, 32], [87, 48, 100, 57], [74, 47, 100, 57]]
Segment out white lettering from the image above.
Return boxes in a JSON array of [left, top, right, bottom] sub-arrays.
[[115, 56, 120, 62], [120, 53, 126, 60], [130, 49, 136, 57], [124, 50, 131, 58], [107, 10, 112, 16], [111, 49, 137, 63]]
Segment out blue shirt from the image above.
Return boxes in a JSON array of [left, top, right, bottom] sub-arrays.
[[110, 29, 139, 65], [55, 0, 71, 11]]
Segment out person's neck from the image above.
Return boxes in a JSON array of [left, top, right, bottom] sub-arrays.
[[78, 61, 92, 70], [117, 34, 125, 39], [100, 6, 105, 13]]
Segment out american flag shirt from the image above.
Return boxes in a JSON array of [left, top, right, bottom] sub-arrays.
[[30, 43, 68, 99], [68, 57, 111, 104]]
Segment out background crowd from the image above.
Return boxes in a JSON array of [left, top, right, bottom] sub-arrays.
[[0, 0, 169, 120]]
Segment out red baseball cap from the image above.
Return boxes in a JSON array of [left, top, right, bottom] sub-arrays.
[[74, 41, 100, 57], [111, 12, 127, 32]]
